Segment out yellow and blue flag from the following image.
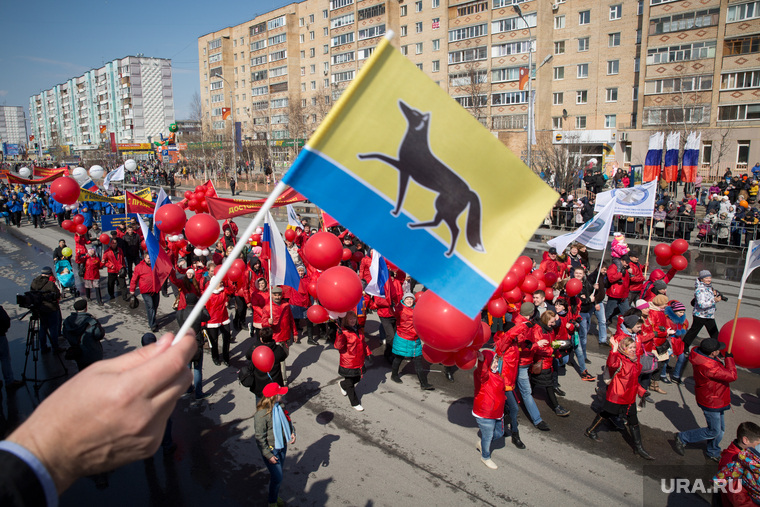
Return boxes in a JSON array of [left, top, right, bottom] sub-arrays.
[[282, 35, 557, 317]]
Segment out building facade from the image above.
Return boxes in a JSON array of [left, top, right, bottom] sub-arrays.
[[0, 106, 29, 148], [198, 0, 760, 177], [29, 56, 175, 152]]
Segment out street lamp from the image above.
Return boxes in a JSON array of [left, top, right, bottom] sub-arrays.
[[513, 4, 533, 169], [211, 73, 237, 184]]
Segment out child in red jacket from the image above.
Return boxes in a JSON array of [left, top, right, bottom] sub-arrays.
[[473, 350, 506, 470], [335, 311, 371, 411]]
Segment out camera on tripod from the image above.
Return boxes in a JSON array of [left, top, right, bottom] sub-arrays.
[[17, 291, 50, 312]]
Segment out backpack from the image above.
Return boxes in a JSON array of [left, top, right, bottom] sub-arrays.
[[237, 361, 255, 388]]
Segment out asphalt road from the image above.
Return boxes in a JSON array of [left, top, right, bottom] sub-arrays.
[[0, 209, 757, 507]]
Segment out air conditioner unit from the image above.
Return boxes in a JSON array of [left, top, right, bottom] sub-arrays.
[[552, 3, 559, 10], [619, 132, 628, 141]]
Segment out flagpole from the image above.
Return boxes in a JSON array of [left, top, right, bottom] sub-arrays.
[[727, 297, 742, 354], [643, 218, 655, 278], [174, 181, 287, 345], [267, 214, 274, 322]]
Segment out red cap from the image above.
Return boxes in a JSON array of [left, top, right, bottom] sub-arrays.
[[262, 383, 288, 398]]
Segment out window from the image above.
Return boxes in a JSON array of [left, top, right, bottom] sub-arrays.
[[332, 70, 355, 83], [209, 53, 223, 63], [633, 87, 639, 101], [416, 22, 423, 33], [553, 66, 565, 80], [271, 114, 289, 124], [269, 50, 287, 62], [433, 0, 440, 7], [432, 18, 440, 29], [358, 4, 385, 20], [605, 114, 616, 128], [251, 55, 266, 66], [359, 24, 386, 40], [606, 87, 618, 101], [727, 2, 760, 22], [310, 64, 316, 74], [724, 35, 760, 56], [252, 70, 268, 81], [722, 70, 760, 90], [250, 39, 267, 52], [268, 34, 285, 47], [492, 40, 534, 57], [649, 9, 720, 35], [268, 15, 286, 30], [609, 33, 621, 47], [492, 13, 537, 33], [637, 29, 642, 44], [638, 0, 644, 14], [331, 32, 354, 46], [324, 45, 329, 54], [358, 47, 375, 60], [310, 81, 316, 90], [577, 63, 589, 78], [576, 90, 588, 104], [330, 0, 353, 10], [457, 1, 488, 16], [646, 41, 717, 64], [433, 39, 440, 51], [737, 141, 751, 165], [213, 121, 225, 130], [645, 75, 713, 93], [554, 15, 565, 29], [324, 62, 329, 72], [416, 1, 423, 12], [432, 60, 440, 72], [271, 98, 289, 108], [252, 100, 268, 110], [634, 57, 640, 72], [309, 48, 316, 57], [449, 23, 487, 42], [694, 140, 710, 164], [400, 5, 407, 16], [552, 117, 563, 129], [554, 41, 565, 54], [209, 38, 222, 50], [310, 14, 315, 23], [309, 31, 315, 41], [332, 51, 355, 64], [448, 46, 488, 64], [553, 92, 564, 105], [271, 66, 287, 78], [252, 85, 268, 96], [401, 25, 408, 37], [609, 4, 622, 20], [492, 114, 528, 130], [299, 17, 304, 26], [607, 60, 619, 75], [401, 45, 408, 55], [250, 22, 266, 36], [576, 116, 587, 129], [644, 105, 709, 125], [578, 37, 589, 52], [322, 10, 328, 18], [579, 10, 590, 25], [718, 104, 760, 121], [492, 91, 527, 105], [210, 81, 223, 90], [492, 65, 534, 83], [455, 95, 488, 108], [211, 93, 224, 103], [416, 63, 423, 70], [331, 13, 355, 29], [449, 70, 487, 86], [416, 42, 423, 54]]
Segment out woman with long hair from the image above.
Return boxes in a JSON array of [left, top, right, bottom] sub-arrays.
[[254, 383, 296, 507], [530, 311, 570, 417], [335, 311, 371, 411]]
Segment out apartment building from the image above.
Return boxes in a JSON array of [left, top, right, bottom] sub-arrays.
[[0, 106, 29, 147], [198, 0, 760, 175], [29, 56, 175, 151]]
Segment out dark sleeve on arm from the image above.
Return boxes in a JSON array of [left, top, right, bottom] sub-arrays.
[[0, 444, 58, 507]]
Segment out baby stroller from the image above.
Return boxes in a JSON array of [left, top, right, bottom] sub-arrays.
[[55, 259, 80, 298]]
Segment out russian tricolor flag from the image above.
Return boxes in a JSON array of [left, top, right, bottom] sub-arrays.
[[664, 132, 680, 183], [262, 211, 300, 290], [365, 250, 389, 297], [643, 132, 664, 182], [682, 132, 700, 183]]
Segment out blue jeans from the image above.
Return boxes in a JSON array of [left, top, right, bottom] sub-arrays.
[[264, 447, 286, 503], [191, 351, 204, 396], [672, 353, 687, 379], [475, 416, 505, 459], [573, 328, 586, 371], [504, 390, 519, 433], [579, 311, 590, 354], [517, 366, 542, 425], [142, 293, 160, 329], [39, 311, 61, 351], [0, 334, 15, 383], [605, 297, 630, 323], [679, 409, 725, 458], [595, 303, 607, 344]]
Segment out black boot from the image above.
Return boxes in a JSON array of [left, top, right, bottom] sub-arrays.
[[511, 432, 526, 449], [585, 414, 605, 441], [85, 288, 92, 301], [307, 321, 318, 345], [630, 425, 655, 460], [96, 288, 104, 306], [414, 357, 434, 390], [390, 356, 403, 383]]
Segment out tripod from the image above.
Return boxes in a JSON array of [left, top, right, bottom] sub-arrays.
[[20, 310, 68, 396]]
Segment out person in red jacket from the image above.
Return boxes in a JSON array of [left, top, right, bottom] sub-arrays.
[[473, 349, 507, 470], [714, 422, 760, 507], [79, 246, 104, 305], [375, 271, 403, 363], [205, 281, 234, 366], [675, 338, 738, 462], [627, 250, 646, 302], [585, 335, 654, 459], [102, 240, 128, 302], [539, 247, 565, 280], [665, 300, 690, 384], [256, 287, 295, 347], [335, 311, 372, 411], [390, 293, 433, 390], [605, 255, 631, 323], [493, 327, 526, 449], [530, 311, 570, 417], [513, 303, 550, 431], [129, 252, 162, 332]]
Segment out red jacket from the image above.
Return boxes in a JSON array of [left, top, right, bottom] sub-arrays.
[[261, 302, 295, 343], [605, 351, 646, 405], [473, 350, 506, 420], [205, 285, 233, 326], [335, 327, 371, 370], [689, 349, 737, 410], [628, 261, 646, 292], [664, 312, 689, 357], [81, 255, 102, 281], [394, 303, 416, 341], [531, 322, 555, 370], [130, 260, 159, 294], [539, 259, 565, 279], [102, 247, 125, 274], [605, 262, 630, 299], [493, 331, 520, 390], [649, 309, 669, 349], [375, 278, 402, 319], [359, 255, 372, 284]]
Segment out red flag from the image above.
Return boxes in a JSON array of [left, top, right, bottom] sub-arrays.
[[518, 67, 529, 91], [125, 191, 155, 214], [322, 211, 340, 228], [205, 187, 307, 219], [6, 170, 66, 185]]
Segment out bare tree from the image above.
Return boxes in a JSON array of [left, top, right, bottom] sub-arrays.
[[532, 136, 597, 193]]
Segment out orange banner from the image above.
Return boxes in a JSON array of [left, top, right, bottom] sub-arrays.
[[6, 171, 66, 185], [205, 187, 306, 219], [125, 191, 155, 214], [34, 166, 69, 177]]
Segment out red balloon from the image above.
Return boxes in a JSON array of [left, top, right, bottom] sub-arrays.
[[656, 255, 672, 266], [205, 188, 215, 197], [718, 318, 760, 368], [516, 255, 533, 272], [520, 275, 538, 294], [413, 291, 479, 352], [654, 243, 672, 259], [501, 273, 519, 292], [195, 185, 204, 193], [184, 190, 194, 200], [670, 239, 689, 255], [565, 278, 583, 297], [532, 269, 545, 282], [61, 219, 74, 231], [536, 280, 546, 292], [671, 254, 688, 271], [187, 199, 198, 210], [544, 287, 554, 302], [251, 233, 262, 243], [185, 213, 220, 249], [544, 272, 559, 287], [232, 259, 246, 271], [316, 266, 363, 312], [307, 304, 329, 324], [522, 293, 533, 303], [302, 232, 343, 271], [72, 214, 84, 225], [50, 177, 80, 205], [471, 321, 490, 349], [441, 353, 457, 367], [352, 251, 364, 264], [284, 229, 297, 242], [98, 233, 111, 245], [341, 248, 352, 261], [487, 297, 508, 318], [75, 224, 88, 235], [155, 204, 187, 235], [421, 344, 450, 364], [226, 267, 242, 282], [307, 281, 318, 298], [140, 240, 147, 251], [505, 287, 523, 304], [455, 348, 478, 370], [251, 345, 275, 372]]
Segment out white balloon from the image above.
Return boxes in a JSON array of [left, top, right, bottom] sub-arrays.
[[194, 248, 203, 256], [124, 159, 137, 172], [327, 310, 347, 320], [72, 167, 88, 183], [18, 167, 31, 178], [89, 165, 104, 180], [255, 227, 263, 235], [201, 249, 210, 256]]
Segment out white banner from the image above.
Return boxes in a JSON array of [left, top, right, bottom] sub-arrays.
[[594, 180, 658, 218], [740, 240, 760, 299], [548, 199, 616, 253]]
